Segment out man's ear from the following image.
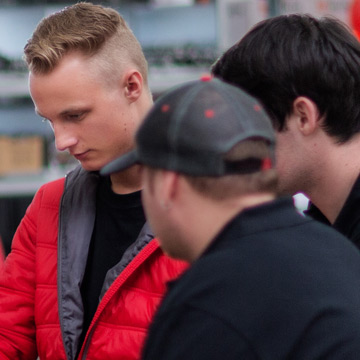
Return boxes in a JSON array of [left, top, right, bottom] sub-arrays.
[[158, 171, 179, 211], [292, 96, 321, 136], [123, 70, 143, 102]]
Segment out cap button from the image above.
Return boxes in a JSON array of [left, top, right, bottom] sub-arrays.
[[200, 74, 212, 82]]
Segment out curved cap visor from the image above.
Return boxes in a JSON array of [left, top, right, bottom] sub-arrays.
[[100, 150, 138, 176]]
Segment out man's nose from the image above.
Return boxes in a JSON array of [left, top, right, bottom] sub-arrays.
[[53, 124, 78, 152]]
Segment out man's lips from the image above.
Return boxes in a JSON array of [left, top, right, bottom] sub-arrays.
[[73, 150, 89, 160]]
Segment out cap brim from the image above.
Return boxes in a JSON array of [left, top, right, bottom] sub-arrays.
[[100, 150, 139, 176]]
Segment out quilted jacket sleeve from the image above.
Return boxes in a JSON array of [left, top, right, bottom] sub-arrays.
[[0, 185, 46, 360]]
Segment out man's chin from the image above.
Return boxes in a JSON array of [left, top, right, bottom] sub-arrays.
[[79, 161, 102, 172]]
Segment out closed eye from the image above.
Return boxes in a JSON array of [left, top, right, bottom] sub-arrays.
[[67, 114, 82, 120], [62, 111, 88, 122]]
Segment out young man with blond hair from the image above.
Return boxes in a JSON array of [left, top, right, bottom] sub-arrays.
[[0, 3, 186, 359], [102, 78, 360, 359]]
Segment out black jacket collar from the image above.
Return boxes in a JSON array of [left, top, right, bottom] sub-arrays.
[[305, 174, 360, 247]]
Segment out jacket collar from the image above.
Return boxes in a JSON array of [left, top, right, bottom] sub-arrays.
[[305, 174, 360, 246], [203, 196, 305, 256]]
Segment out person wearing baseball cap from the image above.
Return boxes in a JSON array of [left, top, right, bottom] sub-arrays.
[[101, 78, 360, 359]]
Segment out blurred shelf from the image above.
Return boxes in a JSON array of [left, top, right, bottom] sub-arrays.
[[0, 71, 29, 99], [148, 65, 211, 95], [0, 65, 212, 100], [0, 165, 76, 197]]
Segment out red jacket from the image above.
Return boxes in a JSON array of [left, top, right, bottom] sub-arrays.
[[0, 167, 187, 359]]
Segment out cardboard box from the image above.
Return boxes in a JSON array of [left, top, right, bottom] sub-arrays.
[[0, 135, 44, 176]]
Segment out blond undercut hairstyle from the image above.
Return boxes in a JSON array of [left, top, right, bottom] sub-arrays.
[[24, 2, 149, 88], [184, 139, 278, 201]]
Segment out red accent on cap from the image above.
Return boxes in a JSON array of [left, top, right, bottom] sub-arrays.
[[253, 104, 262, 112], [161, 104, 170, 112], [204, 109, 215, 118], [200, 74, 212, 82], [261, 158, 272, 170]]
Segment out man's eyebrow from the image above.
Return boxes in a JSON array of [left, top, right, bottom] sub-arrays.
[[35, 108, 84, 119]]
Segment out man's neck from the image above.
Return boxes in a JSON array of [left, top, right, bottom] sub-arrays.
[[307, 135, 360, 223], [110, 165, 143, 194], [184, 192, 276, 262]]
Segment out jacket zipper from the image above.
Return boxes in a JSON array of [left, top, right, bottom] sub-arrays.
[[57, 175, 70, 360], [78, 240, 160, 359]]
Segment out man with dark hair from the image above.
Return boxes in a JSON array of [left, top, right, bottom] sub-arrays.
[[0, 3, 186, 359], [212, 14, 360, 246], [102, 77, 360, 359]]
